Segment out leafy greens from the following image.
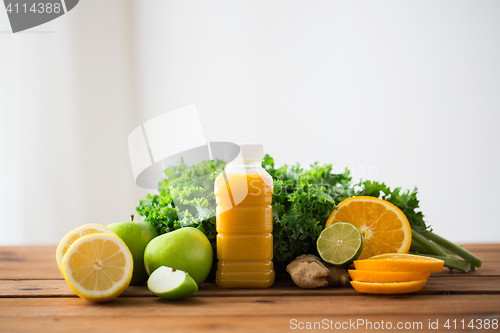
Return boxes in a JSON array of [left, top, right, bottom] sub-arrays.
[[137, 154, 479, 276]]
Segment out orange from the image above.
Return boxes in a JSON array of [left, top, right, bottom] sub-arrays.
[[348, 270, 430, 283], [61, 233, 133, 302], [350, 280, 427, 294], [325, 196, 411, 259], [354, 254, 444, 273]]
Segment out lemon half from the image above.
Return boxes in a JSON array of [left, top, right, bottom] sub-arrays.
[[61, 233, 133, 302]]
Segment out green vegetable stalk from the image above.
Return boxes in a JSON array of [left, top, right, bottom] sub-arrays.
[[357, 180, 482, 272], [411, 229, 449, 257], [409, 229, 482, 272], [420, 230, 482, 268]]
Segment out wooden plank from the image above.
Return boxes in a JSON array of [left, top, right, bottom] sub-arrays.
[[0, 280, 76, 298], [466, 252, 500, 262], [1, 314, 499, 333], [463, 243, 500, 252], [433, 261, 500, 276], [411, 252, 498, 263], [0, 280, 155, 298], [0, 246, 61, 280], [0, 259, 496, 299], [1, 295, 499, 318], [423, 276, 500, 294], [1, 245, 498, 281], [1, 276, 499, 298]]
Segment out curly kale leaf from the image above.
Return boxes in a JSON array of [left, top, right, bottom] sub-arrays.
[[136, 159, 225, 250]]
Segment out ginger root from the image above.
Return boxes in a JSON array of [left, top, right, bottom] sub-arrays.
[[326, 266, 351, 287], [287, 254, 352, 288], [286, 254, 330, 288]]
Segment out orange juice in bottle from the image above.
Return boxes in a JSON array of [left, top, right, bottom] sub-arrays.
[[215, 144, 274, 288]]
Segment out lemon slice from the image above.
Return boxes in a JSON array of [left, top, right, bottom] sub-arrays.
[[61, 233, 133, 302], [354, 254, 444, 273], [350, 280, 427, 294], [317, 222, 363, 267], [56, 223, 115, 275]]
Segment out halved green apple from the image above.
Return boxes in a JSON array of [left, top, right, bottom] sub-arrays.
[[147, 266, 198, 300]]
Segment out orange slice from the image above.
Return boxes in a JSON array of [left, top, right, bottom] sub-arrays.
[[56, 223, 115, 275], [348, 270, 431, 283], [350, 280, 427, 294], [325, 196, 411, 259], [61, 233, 133, 302], [354, 254, 444, 273]]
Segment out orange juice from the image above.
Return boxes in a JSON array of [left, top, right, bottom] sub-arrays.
[[215, 144, 275, 288]]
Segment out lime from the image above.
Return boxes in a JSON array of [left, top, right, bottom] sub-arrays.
[[317, 222, 363, 267]]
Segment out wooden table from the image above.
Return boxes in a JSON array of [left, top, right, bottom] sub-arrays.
[[0, 244, 499, 332]]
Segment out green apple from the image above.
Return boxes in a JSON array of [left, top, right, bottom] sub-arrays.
[[108, 220, 159, 285], [144, 227, 213, 285], [147, 266, 198, 300]]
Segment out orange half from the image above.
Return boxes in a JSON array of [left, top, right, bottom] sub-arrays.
[[325, 196, 412, 259]]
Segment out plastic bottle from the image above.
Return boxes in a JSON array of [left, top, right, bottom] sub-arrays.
[[214, 144, 275, 288]]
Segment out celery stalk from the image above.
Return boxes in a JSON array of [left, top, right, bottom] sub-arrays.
[[423, 254, 471, 273], [411, 229, 449, 257], [421, 230, 482, 268]]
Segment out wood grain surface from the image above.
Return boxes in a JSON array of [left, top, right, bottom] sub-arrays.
[[0, 244, 499, 332]]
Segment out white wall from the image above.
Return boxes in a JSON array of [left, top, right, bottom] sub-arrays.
[[0, 0, 148, 244], [1, 0, 499, 244], [133, 0, 500, 242]]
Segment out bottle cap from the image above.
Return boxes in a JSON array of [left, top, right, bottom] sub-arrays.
[[224, 144, 264, 162]]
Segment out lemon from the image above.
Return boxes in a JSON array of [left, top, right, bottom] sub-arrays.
[[56, 223, 115, 275], [317, 222, 363, 267], [61, 233, 133, 302]]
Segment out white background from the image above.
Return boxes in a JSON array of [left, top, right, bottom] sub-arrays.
[[1, 0, 499, 245]]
